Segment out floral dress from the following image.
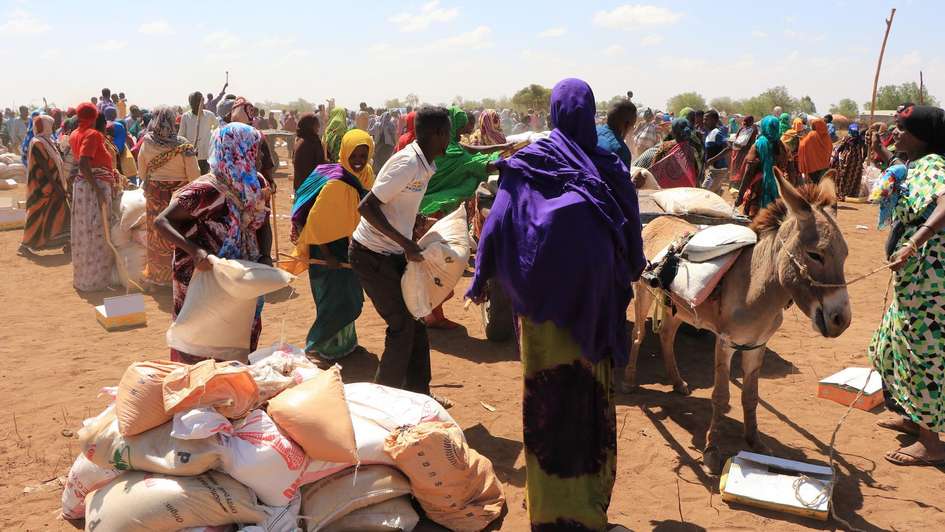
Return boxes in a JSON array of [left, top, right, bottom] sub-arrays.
[[868, 153, 945, 432]]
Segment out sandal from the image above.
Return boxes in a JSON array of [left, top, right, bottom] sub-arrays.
[[876, 418, 920, 437], [884, 450, 945, 467], [432, 394, 454, 410]]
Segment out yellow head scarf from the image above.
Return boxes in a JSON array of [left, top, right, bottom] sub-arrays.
[[339, 128, 375, 188], [286, 129, 377, 271]]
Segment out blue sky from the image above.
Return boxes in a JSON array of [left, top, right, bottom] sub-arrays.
[[0, 0, 940, 113]]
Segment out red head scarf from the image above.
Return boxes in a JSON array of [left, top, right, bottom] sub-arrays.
[[395, 111, 416, 152], [76, 102, 98, 129]]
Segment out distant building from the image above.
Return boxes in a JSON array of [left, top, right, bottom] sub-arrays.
[[858, 109, 897, 125]]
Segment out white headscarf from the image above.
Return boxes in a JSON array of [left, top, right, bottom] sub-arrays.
[[27, 114, 65, 183]]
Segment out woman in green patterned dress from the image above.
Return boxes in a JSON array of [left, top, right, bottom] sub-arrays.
[[869, 104, 945, 466]]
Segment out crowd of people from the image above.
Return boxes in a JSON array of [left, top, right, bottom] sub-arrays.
[[3, 76, 945, 530]]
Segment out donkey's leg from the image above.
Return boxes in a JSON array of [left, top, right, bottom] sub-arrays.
[[658, 315, 689, 395], [704, 337, 736, 475], [621, 284, 651, 393], [740, 345, 767, 451]]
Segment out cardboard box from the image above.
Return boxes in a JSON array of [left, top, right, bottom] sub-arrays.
[[95, 294, 147, 331], [0, 197, 25, 230], [818, 367, 883, 411], [720, 451, 833, 521]]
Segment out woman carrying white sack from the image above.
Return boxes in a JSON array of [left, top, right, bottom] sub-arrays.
[[155, 122, 274, 364]]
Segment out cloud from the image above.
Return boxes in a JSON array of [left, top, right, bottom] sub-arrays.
[[93, 39, 127, 52], [901, 50, 921, 66], [783, 29, 825, 42], [0, 8, 51, 34], [204, 31, 240, 51], [258, 36, 295, 49], [604, 45, 625, 57], [40, 48, 61, 61], [640, 34, 663, 46], [138, 19, 172, 35], [434, 25, 492, 50], [369, 42, 392, 54], [751, 29, 768, 38], [390, 0, 459, 32], [593, 4, 682, 30], [538, 27, 567, 38]]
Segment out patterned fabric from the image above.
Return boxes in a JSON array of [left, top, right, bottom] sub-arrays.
[[730, 125, 757, 185], [144, 179, 186, 286], [145, 106, 191, 149], [306, 239, 363, 359], [831, 130, 868, 197], [647, 141, 697, 189], [207, 123, 269, 259], [170, 179, 268, 361], [868, 154, 945, 432], [71, 178, 115, 291], [145, 143, 196, 178], [870, 164, 908, 229], [23, 132, 70, 251], [520, 317, 616, 531], [467, 109, 507, 146]]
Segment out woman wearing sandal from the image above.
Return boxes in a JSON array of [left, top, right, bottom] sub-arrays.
[[869, 103, 945, 466]]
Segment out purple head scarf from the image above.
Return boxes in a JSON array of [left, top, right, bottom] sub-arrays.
[[468, 78, 645, 365]]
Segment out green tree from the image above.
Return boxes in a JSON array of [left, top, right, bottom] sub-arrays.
[[866, 82, 940, 111], [404, 93, 421, 109], [511, 84, 552, 113], [385, 98, 403, 109], [666, 92, 707, 115], [709, 96, 738, 115], [798, 95, 817, 114], [829, 99, 859, 118]]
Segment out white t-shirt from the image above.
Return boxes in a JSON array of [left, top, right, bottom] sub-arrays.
[[352, 142, 436, 255], [178, 109, 219, 160]]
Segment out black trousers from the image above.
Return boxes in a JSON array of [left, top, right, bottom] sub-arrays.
[[198, 159, 210, 174], [349, 240, 431, 395]]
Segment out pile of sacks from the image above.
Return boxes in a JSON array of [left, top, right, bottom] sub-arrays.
[[0, 152, 26, 183], [64, 344, 505, 531], [109, 188, 147, 290]]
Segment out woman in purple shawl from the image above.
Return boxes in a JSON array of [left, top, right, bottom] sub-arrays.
[[469, 78, 645, 530]]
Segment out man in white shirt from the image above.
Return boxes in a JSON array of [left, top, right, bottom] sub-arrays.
[[178, 91, 220, 174], [350, 107, 451, 399]]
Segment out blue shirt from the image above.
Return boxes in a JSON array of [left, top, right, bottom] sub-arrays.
[[705, 126, 729, 169], [827, 123, 838, 142], [596, 124, 631, 168]]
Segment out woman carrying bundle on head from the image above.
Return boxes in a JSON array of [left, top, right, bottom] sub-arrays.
[[831, 122, 868, 199], [286, 130, 375, 362], [137, 107, 201, 288], [323, 107, 348, 163], [20, 114, 70, 256], [155, 123, 273, 364], [730, 115, 758, 188], [734, 115, 789, 218]]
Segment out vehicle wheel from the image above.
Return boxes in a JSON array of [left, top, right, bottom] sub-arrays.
[[482, 279, 514, 342]]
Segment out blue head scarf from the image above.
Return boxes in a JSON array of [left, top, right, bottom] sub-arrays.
[[755, 115, 781, 209], [109, 120, 127, 152], [20, 110, 41, 165], [469, 78, 645, 365]]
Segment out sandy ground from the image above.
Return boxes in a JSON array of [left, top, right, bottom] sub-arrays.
[[2, 153, 945, 532]]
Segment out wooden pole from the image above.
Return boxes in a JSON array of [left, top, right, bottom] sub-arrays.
[[869, 8, 896, 125], [920, 71, 925, 104]]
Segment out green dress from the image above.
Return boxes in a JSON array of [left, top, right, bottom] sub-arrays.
[[868, 153, 945, 432], [520, 317, 616, 531]]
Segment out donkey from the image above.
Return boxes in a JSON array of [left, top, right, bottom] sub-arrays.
[[621, 169, 852, 473]]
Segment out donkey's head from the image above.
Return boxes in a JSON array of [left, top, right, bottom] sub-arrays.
[[751, 169, 851, 338]]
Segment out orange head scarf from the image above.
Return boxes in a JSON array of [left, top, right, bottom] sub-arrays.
[[798, 118, 833, 174]]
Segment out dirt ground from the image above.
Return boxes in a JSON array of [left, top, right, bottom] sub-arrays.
[[1, 152, 944, 532]]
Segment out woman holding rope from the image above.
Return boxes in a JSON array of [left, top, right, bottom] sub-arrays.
[[286, 129, 375, 362], [869, 104, 945, 467], [69, 103, 118, 292]]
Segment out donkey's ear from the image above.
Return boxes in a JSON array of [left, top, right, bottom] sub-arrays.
[[775, 166, 812, 218], [818, 170, 839, 209]]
